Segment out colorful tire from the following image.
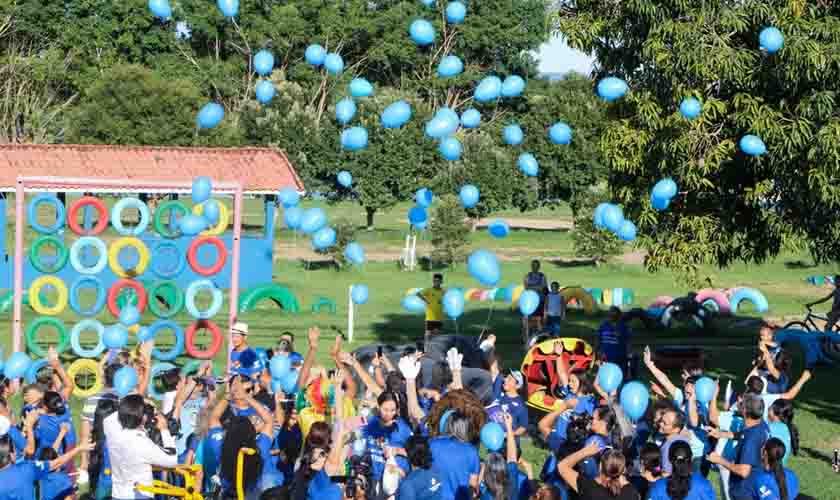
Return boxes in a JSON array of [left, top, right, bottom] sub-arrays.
[[148, 362, 177, 400], [28, 194, 66, 234], [187, 237, 227, 276], [25, 359, 50, 384], [69, 276, 106, 316], [69, 237, 108, 275], [650, 296, 674, 308], [153, 200, 188, 238], [560, 287, 597, 314], [70, 319, 106, 358], [108, 237, 150, 278], [29, 276, 68, 316], [193, 201, 229, 236], [25, 316, 69, 357], [147, 281, 185, 319], [185, 280, 223, 319], [148, 320, 185, 361], [68, 359, 103, 398], [107, 279, 148, 317], [111, 197, 150, 236], [67, 196, 109, 236], [29, 235, 69, 273], [151, 241, 186, 279], [729, 288, 769, 313], [695, 289, 731, 314], [185, 319, 224, 359]]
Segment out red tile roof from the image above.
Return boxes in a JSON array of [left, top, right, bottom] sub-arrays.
[[0, 144, 304, 194]]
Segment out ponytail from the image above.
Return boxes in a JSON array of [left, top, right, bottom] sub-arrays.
[[666, 441, 693, 500], [771, 399, 799, 456], [765, 438, 788, 500], [600, 449, 626, 497]]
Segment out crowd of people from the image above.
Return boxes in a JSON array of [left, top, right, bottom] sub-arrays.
[[0, 274, 821, 500]]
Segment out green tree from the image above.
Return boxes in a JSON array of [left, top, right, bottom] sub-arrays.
[[315, 217, 357, 269], [430, 194, 470, 266], [571, 190, 624, 265]]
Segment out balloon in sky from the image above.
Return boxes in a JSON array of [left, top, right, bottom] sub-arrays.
[[518, 153, 539, 177], [103, 324, 129, 349], [324, 53, 344, 75], [467, 250, 500, 286], [284, 207, 303, 229], [652, 179, 678, 201], [593, 203, 610, 228], [4, 352, 31, 379], [381, 100, 412, 128], [488, 220, 509, 238], [253, 50, 274, 76], [474, 76, 502, 102], [459, 184, 479, 208], [409, 19, 436, 46], [351, 284, 369, 305], [695, 377, 715, 404], [196, 102, 224, 129], [446, 1, 467, 24], [460, 108, 481, 128], [602, 204, 624, 233], [270, 356, 291, 379], [436, 107, 459, 124], [278, 187, 300, 208], [312, 227, 337, 250], [597, 77, 629, 101], [180, 214, 208, 236], [759, 27, 784, 54], [740, 134, 766, 156], [620, 381, 650, 421], [480, 423, 504, 451], [305, 44, 327, 66], [597, 363, 623, 393], [416, 188, 433, 208], [503, 124, 524, 146], [255, 80, 275, 104], [114, 367, 138, 397], [425, 115, 458, 139], [548, 122, 572, 145], [651, 194, 670, 211], [337, 170, 353, 188], [443, 289, 464, 319], [280, 369, 299, 393], [300, 208, 327, 234], [501, 75, 526, 98], [408, 206, 428, 225], [341, 127, 369, 151], [344, 242, 365, 265], [439, 137, 462, 161], [119, 305, 140, 327], [192, 176, 211, 203], [437, 55, 464, 78], [617, 220, 637, 241], [335, 98, 356, 125], [350, 78, 374, 97], [519, 290, 540, 316], [217, 0, 239, 17], [204, 200, 220, 224], [149, 0, 172, 19], [680, 97, 702, 120], [402, 295, 426, 313]]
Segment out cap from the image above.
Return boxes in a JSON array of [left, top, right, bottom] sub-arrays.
[[505, 369, 524, 388], [231, 322, 249, 335]]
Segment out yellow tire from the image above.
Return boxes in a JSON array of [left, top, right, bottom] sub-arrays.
[[67, 358, 103, 398], [29, 276, 68, 316], [560, 287, 597, 314], [108, 237, 150, 278], [192, 201, 229, 236]]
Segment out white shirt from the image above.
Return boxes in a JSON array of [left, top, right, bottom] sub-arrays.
[[104, 412, 178, 498]]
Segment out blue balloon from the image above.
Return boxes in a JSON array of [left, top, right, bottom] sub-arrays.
[[402, 295, 426, 313], [617, 220, 637, 241], [255, 80, 275, 104], [280, 369, 299, 393], [408, 206, 428, 225], [597, 77, 629, 101], [103, 324, 129, 349], [253, 50, 275, 76], [519, 289, 540, 316], [446, 1, 467, 24], [409, 19, 436, 46], [549, 122, 572, 145], [501, 75, 526, 98], [474, 76, 502, 102], [414, 220, 428, 231], [740, 135, 766, 156], [436, 107, 460, 124], [148, 0, 172, 19], [425, 117, 457, 139], [351, 284, 369, 305], [344, 242, 365, 265], [651, 194, 670, 211], [203, 200, 220, 224], [270, 378, 285, 394], [137, 326, 153, 343], [119, 305, 141, 327], [759, 27, 784, 54], [341, 127, 369, 151], [114, 367, 138, 397], [652, 179, 678, 200], [416, 188, 434, 207], [312, 227, 336, 250], [503, 124, 524, 146], [284, 207, 303, 229], [620, 381, 650, 421], [337, 170, 353, 188], [488, 219, 509, 238], [335, 98, 356, 124], [695, 376, 715, 404], [300, 208, 327, 234], [255, 348, 269, 366], [349, 78, 374, 97], [381, 100, 412, 128], [480, 422, 505, 451], [324, 53, 344, 75], [305, 44, 326, 66], [179, 214, 208, 236], [270, 356, 291, 379], [594, 203, 610, 228], [196, 102, 224, 129], [438, 55, 464, 78], [460, 108, 481, 128], [602, 204, 624, 232], [680, 97, 702, 120], [518, 153, 539, 177], [439, 137, 462, 161], [467, 250, 500, 286], [192, 176, 212, 203], [597, 363, 624, 393], [459, 185, 479, 208], [278, 187, 300, 208], [443, 289, 464, 319], [217, 0, 238, 17], [4, 352, 31, 379]]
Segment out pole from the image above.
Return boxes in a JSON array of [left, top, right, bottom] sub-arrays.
[[12, 178, 24, 353], [228, 183, 244, 374], [348, 285, 354, 343]]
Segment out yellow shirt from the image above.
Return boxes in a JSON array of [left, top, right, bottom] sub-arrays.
[[419, 287, 445, 321]]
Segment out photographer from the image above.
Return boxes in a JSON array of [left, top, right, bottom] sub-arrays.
[[103, 394, 178, 499]]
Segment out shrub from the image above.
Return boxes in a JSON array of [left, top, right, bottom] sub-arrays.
[[430, 194, 470, 266]]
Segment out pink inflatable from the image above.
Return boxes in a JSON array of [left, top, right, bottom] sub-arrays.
[[695, 289, 731, 314], [650, 295, 673, 308]]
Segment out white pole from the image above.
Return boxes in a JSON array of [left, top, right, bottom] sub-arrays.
[[403, 234, 410, 269], [410, 235, 417, 271], [348, 285, 355, 343]]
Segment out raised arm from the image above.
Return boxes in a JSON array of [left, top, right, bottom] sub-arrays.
[[537, 399, 575, 439], [554, 342, 570, 388], [47, 347, 74, 401], [503, 413, 517, 463], [557, 442, 602, 493], [779, 369, 812, 401], [399, 355, 425, 424], [340, 351, 383, 396], [708, 379, 721, 427], [446, 348, 463, 390], [209, 398, 229, 428], [49, 442, 94, 471], [23, 410, 39, 458], [643, 347, 680, 400], [135, 341, 154, 397], [326, 379, 348, 476], [807, 292, 833, 308]]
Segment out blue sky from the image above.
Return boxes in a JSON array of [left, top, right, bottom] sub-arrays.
[[536, 35, 595, 76]]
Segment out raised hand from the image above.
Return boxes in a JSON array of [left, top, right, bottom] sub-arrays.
[[398, 356, 421, 380], [446, 347, 463, 372]]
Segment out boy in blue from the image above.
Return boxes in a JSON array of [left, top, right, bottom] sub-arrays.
[[596, 307, 632, 368], [397, 435, 443, 500], [489, 360, 528, 448]]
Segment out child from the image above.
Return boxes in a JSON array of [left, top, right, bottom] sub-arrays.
[[39, 424, 76, 500], [544, 282, 566, 337]]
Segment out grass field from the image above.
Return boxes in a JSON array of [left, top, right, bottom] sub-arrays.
[[5, 198, 840, 499]]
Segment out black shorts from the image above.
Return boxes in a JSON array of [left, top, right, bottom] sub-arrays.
[[425, 321, 443, 332]]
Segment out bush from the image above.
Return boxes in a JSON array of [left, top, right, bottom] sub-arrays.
[[430, 194, 471, 266], [571, 192, 623, 265], [315, 218, 357, 269]]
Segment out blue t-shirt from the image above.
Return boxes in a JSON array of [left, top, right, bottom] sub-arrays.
[[203, 426, 225, 480], [363, 416, 413, 480], [763, 373, 789, 395], [0, 460, 50, 500], [729, 421, 770, 499], [306, 469, 342, 500], [597, 320, 631, 364], [34, 413, 76, 455], [496, 394, 528, 447], [40, 469, 74, 500], [8, 427, 27, 458], [546, 396, 596, 451], [768, 422, 791, 466], [430, 436, 480, 500], [397, 468, 444, 500], [749, 468, 799, 500], [580, 434, 607, 479], [648, 473, 715, 500], [478, 462, 530, 500]]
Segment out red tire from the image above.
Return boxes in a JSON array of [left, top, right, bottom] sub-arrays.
[[107, 279, 148, 317], [185, 319, 223, 359], [187, 236, 227, 276], [67, 196, 109, 236]]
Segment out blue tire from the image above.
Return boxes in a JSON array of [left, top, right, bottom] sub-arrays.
[[70, 319, 106, 358], [111, 197, 150, 236], [151, 241, 186, 279], [69, 237, 108, 274], [185, 279, 223, 319], [729, 288, 769, 313], [149, 320, 185, 361], [148, 362, 176, 400], [25, 359, 50, 384], [28, 194, 66, 234], [69, 276, 106, 316]]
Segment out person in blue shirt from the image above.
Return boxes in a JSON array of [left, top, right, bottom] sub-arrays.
[[648, 441, 715, 500], [364, 391, 414, 485], [478, 413, 531, 500], [488, 358, 528, 448], [34, 392, 76, 457], [0, 433, 92, 500], [596, 307, 632, 368], [750, 438, 798, 500], [430, 411, 480, 500], [397, 435, 443, 500]]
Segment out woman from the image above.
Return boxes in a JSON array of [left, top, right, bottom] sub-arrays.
[[430, 411, 480, 500], [363, 391, 414, 495], [767, 399, 798, 465], [523, 260, 548, 336], [629, 443, 663, 499], [647, 441, 714, 500], [578, 406, 621, 479], [0, 433, 91, 500], [557, 441, 639, 499], [33, 391, 76, 456], [218, 416, 270, 500], [396, 435, 442, 500], [749, 438, 799, 500], [478, 413, 531, 500]]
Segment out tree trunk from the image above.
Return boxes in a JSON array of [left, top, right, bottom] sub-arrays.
[[365, 207, 375, 231]]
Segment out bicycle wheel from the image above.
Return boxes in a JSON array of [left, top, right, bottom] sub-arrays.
[[781, 320, 811, 331]]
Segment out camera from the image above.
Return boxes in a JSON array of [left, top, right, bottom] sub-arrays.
[[143, 403, 180, 446], [344, 453, 373, 499]]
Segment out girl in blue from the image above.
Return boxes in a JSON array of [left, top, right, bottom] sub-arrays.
[[34, 392, 76, 457], [37, 424, 76, 500], [749, 438, 798, 500], [647, 441, 715, 500], [363, 391, 413, 485], [478, 413, 531, 500], [0, 433, 91, 500]]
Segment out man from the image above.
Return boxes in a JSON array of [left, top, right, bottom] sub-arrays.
[[229, 321, 258, 375], [806, 273, 840, 330], [104, 394, 178, 499], [596, 306, 632, 369], [657, 408, 690, 475], [418, 274, 445, 347]]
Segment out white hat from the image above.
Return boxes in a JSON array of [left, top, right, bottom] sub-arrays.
[[231, 322, 249, 335]]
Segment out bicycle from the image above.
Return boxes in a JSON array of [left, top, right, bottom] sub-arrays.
[[782, 305, 840, 332]]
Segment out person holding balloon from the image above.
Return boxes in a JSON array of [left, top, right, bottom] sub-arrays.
[[488, 357, 529, 449], [556, 438, 639, 500], [522, 260, 548, 335], [477, 412, 532, 500]]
